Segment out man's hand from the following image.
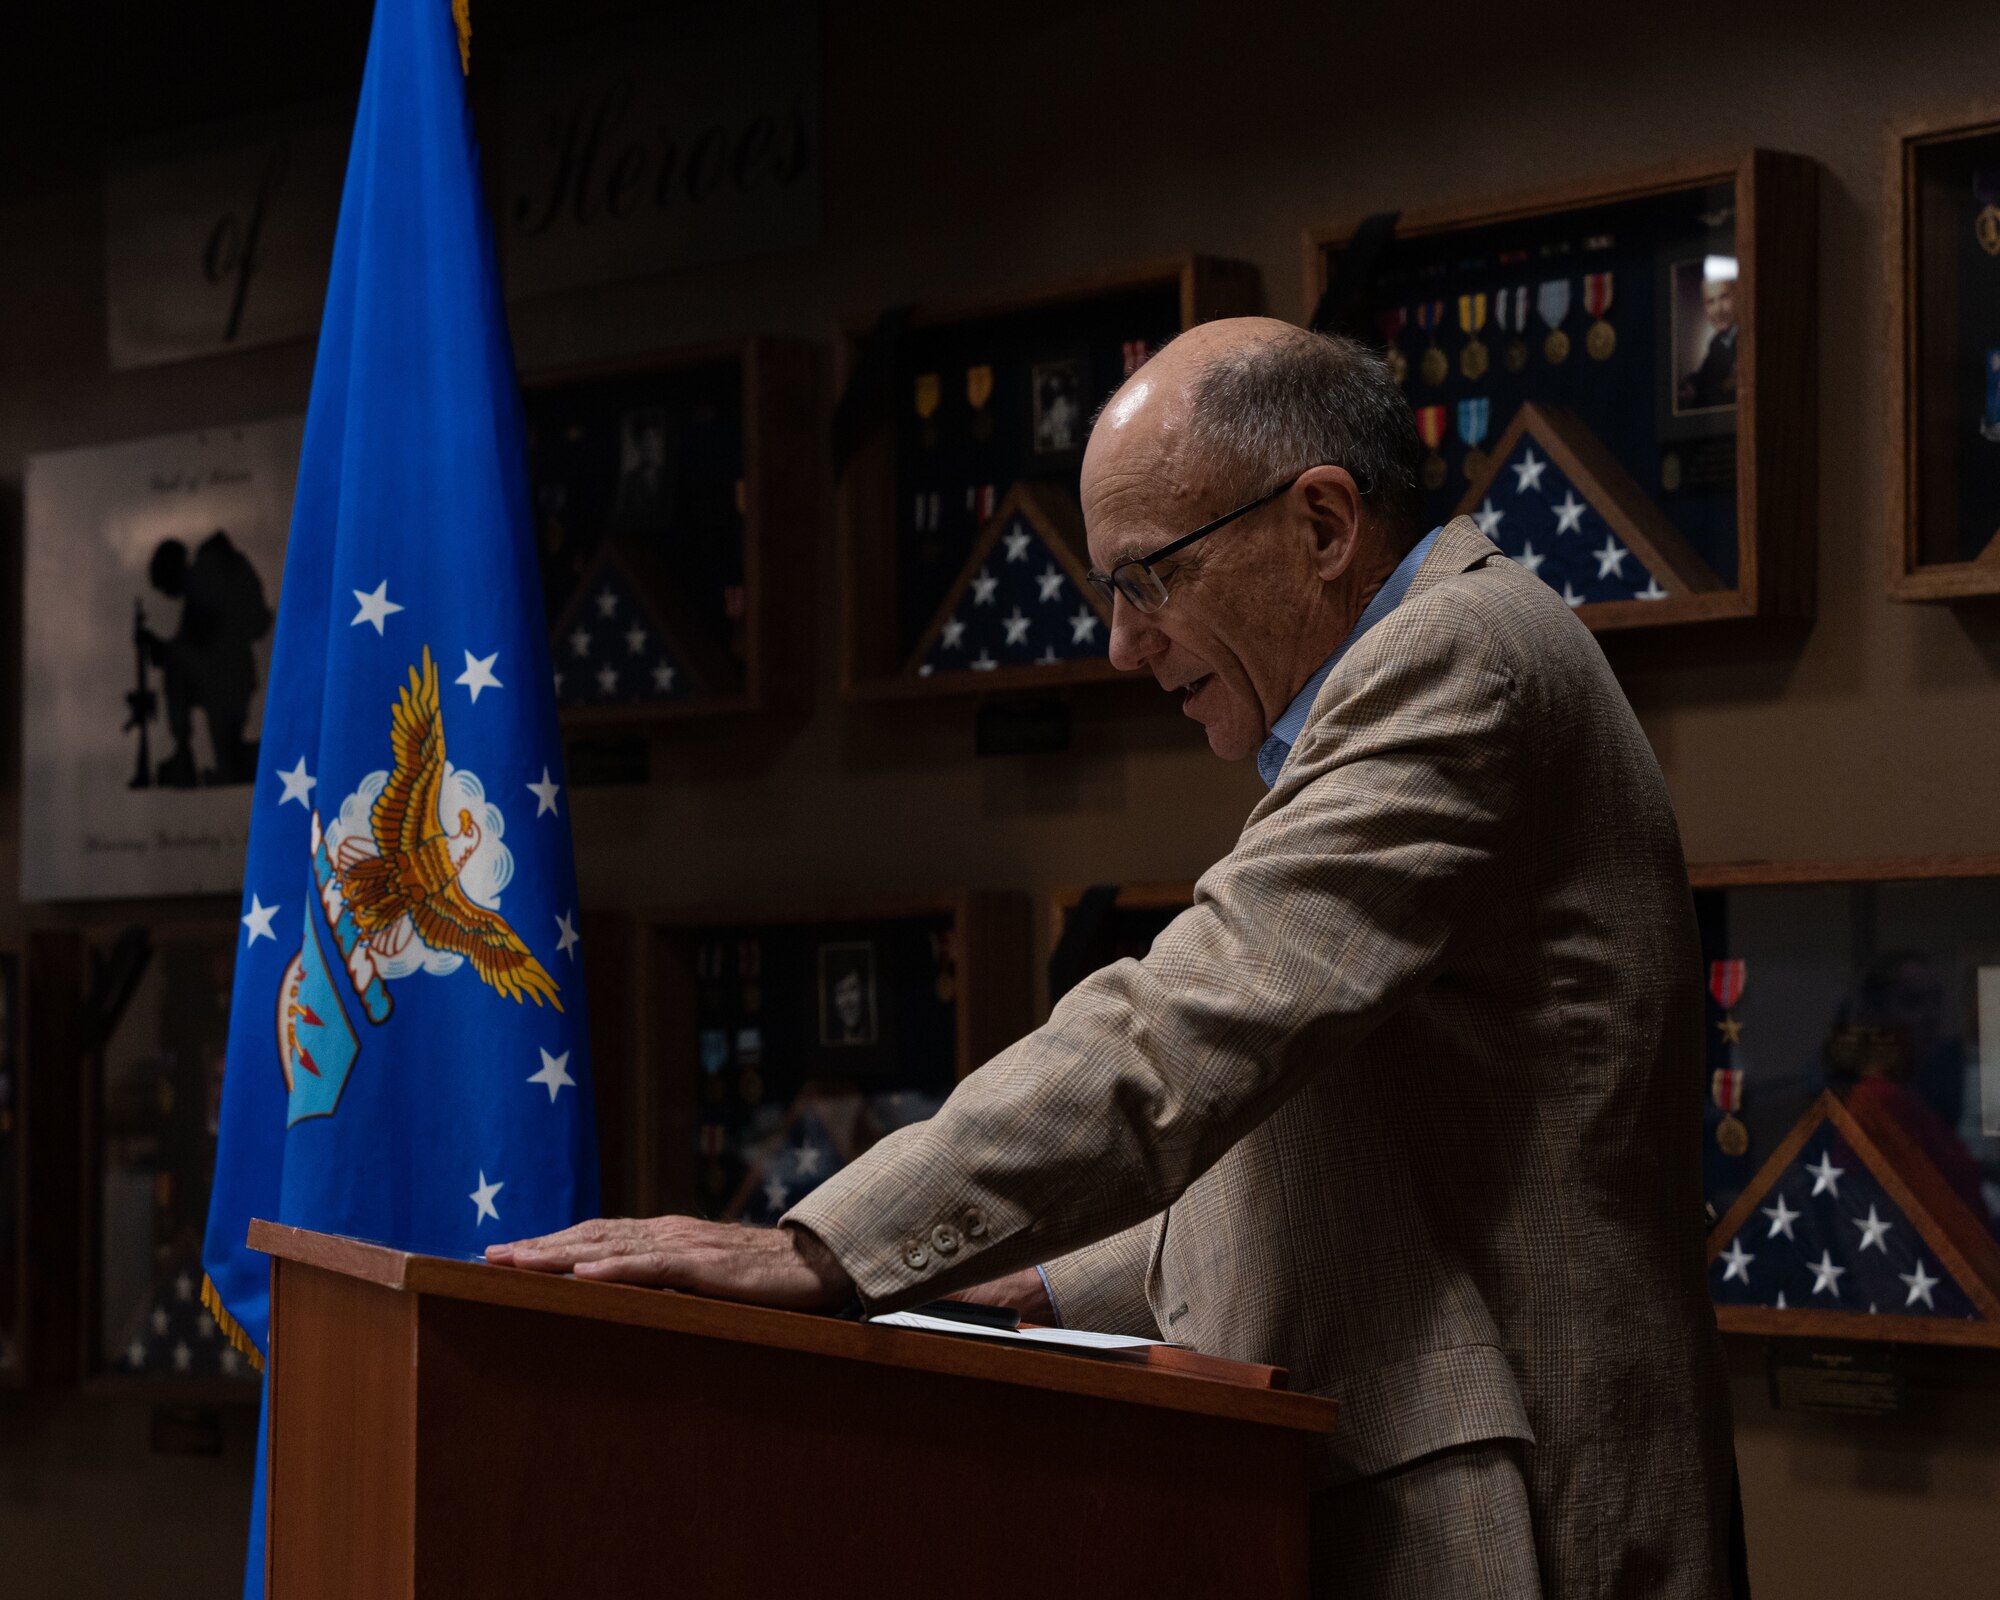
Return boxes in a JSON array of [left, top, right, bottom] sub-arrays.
[[486, 1217, 853, 1312], [949, 1265, 1055, 1323]]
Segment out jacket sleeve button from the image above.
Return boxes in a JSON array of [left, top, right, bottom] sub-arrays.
[[902, 1240, 929, 1269], [930, 1224, 961, 1256], [962, 1206, 988, 1238]]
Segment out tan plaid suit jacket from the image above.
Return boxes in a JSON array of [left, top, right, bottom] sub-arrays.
[[789, 516, 1735, 1597]]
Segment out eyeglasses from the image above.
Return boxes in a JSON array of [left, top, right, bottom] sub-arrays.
[[1085, 468, 1344, 615]]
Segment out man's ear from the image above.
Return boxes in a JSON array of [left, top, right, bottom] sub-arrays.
[[1297, 467, 1363, 582]]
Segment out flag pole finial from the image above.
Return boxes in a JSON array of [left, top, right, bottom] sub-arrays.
[[452, 0, 471, 74]]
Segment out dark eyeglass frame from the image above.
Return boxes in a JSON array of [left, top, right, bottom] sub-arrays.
[[1085, 466, 1359, 614]]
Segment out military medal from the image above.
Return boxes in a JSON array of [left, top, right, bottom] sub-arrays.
[[1976, 172, 2000, 257], [1538, 279, 1571, 365], [738, 937, 762, 1012], [1712, 1068, 1749, 1158], [966, 363, 995, 439], [1983, 349, 2000, 443], [1415, 405, 1448, 490], [914, 371, 942, 447], [1494, 285, 1529, 372], [1457, 293, 1490, 381], [1121, 339, 1151, 376], [1415, 301, 1448, 387], [967, 482, 997, 522], [1457, 397, 1490, 484], [932, 929, 958, 1004], [1709, 958, 1748, 1155], [1583, 272, 1616, 360], [1379, 307, 1409, 386]]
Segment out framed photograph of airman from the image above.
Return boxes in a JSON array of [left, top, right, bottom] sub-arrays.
[[835, 256, 1263, 698], [1305, 151, 1818, 632], [1887, 108, 2000, 599]]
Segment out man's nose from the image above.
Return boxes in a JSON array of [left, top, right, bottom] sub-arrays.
[[1106, 594, 1163, 673]]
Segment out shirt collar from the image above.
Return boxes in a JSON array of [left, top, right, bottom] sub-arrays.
[[1255, 526, 1441, 789]]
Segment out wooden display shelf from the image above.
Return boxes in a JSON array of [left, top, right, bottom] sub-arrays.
[[836, 256, 1263, 702], [1305, 150, 1819, 631], [1886, 105, 2000, 600], [605, 893, 1033, 1219], [521, 336, 818, 728]]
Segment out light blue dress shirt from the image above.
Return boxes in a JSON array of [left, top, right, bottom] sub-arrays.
[[1255, 526, 1441, 789]]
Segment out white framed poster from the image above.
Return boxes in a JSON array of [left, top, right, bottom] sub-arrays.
[[21, 418, 302, 901]]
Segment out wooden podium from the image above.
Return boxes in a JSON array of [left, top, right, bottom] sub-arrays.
[[251, 1221, 1337, 1598]]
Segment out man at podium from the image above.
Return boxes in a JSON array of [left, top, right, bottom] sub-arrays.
[[493, 320, 1736, 1599]]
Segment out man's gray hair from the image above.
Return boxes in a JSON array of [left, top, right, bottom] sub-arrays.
[[1183, 327, 1427, 553]]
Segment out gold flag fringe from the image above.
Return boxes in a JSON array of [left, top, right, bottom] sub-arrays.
[[201, 1274, 266, 1373], [452, 0, 471, 74]]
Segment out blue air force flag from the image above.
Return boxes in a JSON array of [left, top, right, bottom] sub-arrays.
[[201, 0, 598, 1587]]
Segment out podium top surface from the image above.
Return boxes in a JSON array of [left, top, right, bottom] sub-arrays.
[[250, 1221, 1336, 1436]]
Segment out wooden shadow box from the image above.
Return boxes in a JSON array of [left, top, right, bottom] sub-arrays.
[[1306, 152, 1817, 631], [599, 894, 1032, 1223], [1691, 855, 2000, 1349], [522, 337, 818, 729], [79, 915, 260, 1401], [1888, 108, 2000, 599], [836, 257, 1263, 701]]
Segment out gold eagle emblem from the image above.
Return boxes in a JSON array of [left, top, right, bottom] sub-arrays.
[[332, 646, 562, 1010]]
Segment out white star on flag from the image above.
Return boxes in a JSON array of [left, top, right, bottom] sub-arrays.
[[1636, 577, 1669, 601], [1002, 607, 1030, 645], [1552, 491, 1587, 535], [1511, 449, 1548, 494], [971, 649, 998, 671], [172, 1342, 192, 1373], [175, 1272, 193, 1301], [1806, 1249, 1847, 1298], [1036, 564, 1065, 602], [555, 910, 581, 959], [1900, 1260, 1939, 1309], [1002, 528, 1032, 562], [1070, 606, 1100, 644], [970, 569, 999, 605], [651, 662, 676, 692], [241, 894, 280, 945], [1806, 1152, 1844, 1198], [595, 663, 619, 696], [527, 767, 562, 817], [1719, 1239, 1753, 1284], [1853, 1205, 1892, 1253], [528, 1048, 576, 1103], [1473, 498, 1505, 538], [220, 1348, 241, 1376], [126, 1338, 146, 1368], [276, 756, 316, 808], [1561, 582, 1585, 608], [1761, 1194, 1799, 1239], [763, 1174, 790, 1211], [1517, 541, 1545, 575], [569, 627, 591, 658], [595, 587, 618, 618], [624, 624, 648, 655], [941, 618, 966, 650], [1775, 1291, 1787, 1309], [1593, 538, 1629, 579], [794, 1144, 824, 1177], [151, 1307, 169, 1336], [469, 1171, 504, 1224], [457, 650, 503, 702], [1036, 645, 1058, 665], [351, 580, 404, 634]]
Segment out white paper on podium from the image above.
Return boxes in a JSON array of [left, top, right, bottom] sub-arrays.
[[870, 1311, 1170, 1352]]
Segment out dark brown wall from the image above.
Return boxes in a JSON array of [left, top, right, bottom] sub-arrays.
[[4, 2, 2000, 1594]]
